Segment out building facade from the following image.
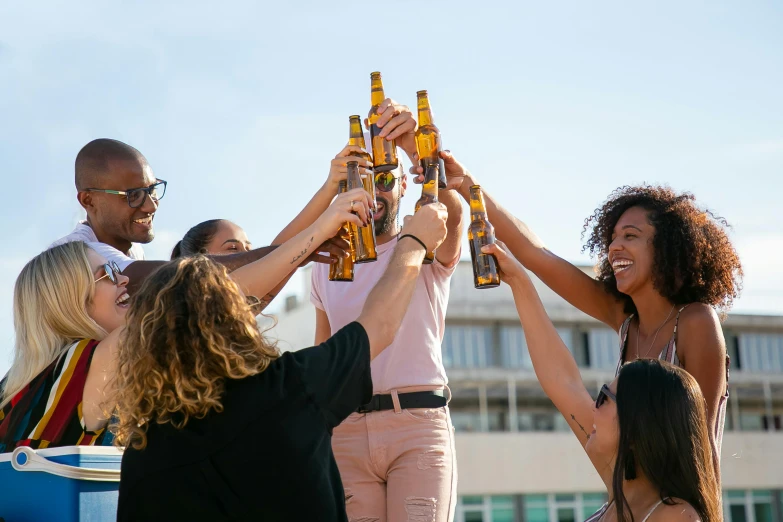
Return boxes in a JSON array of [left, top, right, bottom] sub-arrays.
[[267, 262, 783, 522]]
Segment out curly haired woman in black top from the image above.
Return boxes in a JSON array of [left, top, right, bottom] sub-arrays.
[[411, 153, 743, 481]]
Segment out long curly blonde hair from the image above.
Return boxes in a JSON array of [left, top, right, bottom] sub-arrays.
[[113, 256, 279, 450]]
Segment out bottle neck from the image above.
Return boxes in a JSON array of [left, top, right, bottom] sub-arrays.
[[418, 99, 434, 127], [349, 119, 367, 148], [470, 210, 487, 221], [423, 167, 439, 198], [371, 78, 385, 107], [469, 191, 488, 219], [347, 165, 363, 188]]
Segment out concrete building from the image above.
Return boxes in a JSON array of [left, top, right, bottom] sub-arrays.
[[266, 262, 783, 522]]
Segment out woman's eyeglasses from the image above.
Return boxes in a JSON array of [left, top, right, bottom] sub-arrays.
[[595, 384, 617, 409], [94, 261, 123, 285], [374, 172, 400, 193], [84, 180, 167, 208]]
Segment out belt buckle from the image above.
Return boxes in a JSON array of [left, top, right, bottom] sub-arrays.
[[357, 395, 380, 414]]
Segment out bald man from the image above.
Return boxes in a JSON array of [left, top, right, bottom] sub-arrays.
[[51, 139, 156, 270], [52, 138, 345, 301]]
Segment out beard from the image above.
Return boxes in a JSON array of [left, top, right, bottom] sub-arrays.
[[374, 196, 398, 237]]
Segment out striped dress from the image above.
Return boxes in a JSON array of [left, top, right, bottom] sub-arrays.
[[0, 339, 110, 453], [616, 305, 729, 472], [585, 501, 613, 522]]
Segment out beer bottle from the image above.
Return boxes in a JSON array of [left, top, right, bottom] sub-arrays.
[[414, 164, 439, 264], [368, 72, 398, 172], [414, 90, 447, 189], [468, 185, 500, 289], [347, 160, 377, 263], [348, 115, 374, 167], [329, 180, 355, 282], [348, 115, 377, 209]]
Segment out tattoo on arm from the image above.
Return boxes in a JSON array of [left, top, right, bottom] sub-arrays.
[[571, 414, 591, 441], [291, 237, 314, 264]]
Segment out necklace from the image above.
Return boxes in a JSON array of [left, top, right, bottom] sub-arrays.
[[635, 304, 675, 360]]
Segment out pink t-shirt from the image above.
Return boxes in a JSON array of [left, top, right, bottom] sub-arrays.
[[311, 236, 458, 393]]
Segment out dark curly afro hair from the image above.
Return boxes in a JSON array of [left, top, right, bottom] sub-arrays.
[[582, 185, 743, 316]]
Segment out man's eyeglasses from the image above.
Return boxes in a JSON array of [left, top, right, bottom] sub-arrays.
[[374, 172, 400, 193], [94, 261, 123, 285], [595, 384, 617, 409], [84, 180, 167, 208]]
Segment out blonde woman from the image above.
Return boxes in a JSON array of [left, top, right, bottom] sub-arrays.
[[0, 241, 129, 451], [0, 186, 373, 452], [113, 204, 448, 521]]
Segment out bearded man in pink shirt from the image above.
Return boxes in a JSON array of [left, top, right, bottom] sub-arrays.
[[290, 98, 464, 522]]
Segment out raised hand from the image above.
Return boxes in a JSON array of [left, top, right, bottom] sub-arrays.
[[364, 98, 417, 160], [315, 187, 373, 235], [480, 241, 527, 284], [409, 150, 468, 191], [327, 144, 373, 191], [399, 202, 448, 253]]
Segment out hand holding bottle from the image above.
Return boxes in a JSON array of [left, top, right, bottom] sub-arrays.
[[410, 150, 470, 192], [314, 188, 373, 239], [480, 241, 527, 285], [399, 202, 448, 254], [327, 145, 373, 192]]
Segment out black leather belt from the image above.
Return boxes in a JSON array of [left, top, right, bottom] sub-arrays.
[[357, 391, 447, 413]]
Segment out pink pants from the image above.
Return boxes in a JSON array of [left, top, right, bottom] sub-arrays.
[[332, 388, 458, 522]]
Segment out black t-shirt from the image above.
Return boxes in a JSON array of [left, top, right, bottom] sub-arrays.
[[117, 322, 372, 522]]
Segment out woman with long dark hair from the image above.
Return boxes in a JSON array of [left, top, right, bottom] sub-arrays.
[[414, 153, 742, 476], [483, 240, 721, 522]]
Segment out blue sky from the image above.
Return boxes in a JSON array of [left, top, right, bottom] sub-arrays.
[[1, 1, 781, 374]]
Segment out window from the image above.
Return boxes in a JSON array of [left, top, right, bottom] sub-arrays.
[[500, 326, 576, 369], [518, 411, 556, 432], [443, 325, 494, 368], [723, 490, 774, 522], [522, 493, 608, 522], [451, 411, 483, 432], [740, 412, 765, 431], [455, 495, 515, 522], [738, 333, 783, 373], [726, 332, 741, 370], [588, 328, 619, 370], [582, 493, 607, 518]]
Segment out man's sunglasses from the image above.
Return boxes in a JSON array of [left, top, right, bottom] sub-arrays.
[[94, 261, 123, 285], [595, 384, 617, 409], [374, 172, 400, 193], [84, 180, 167, 208]]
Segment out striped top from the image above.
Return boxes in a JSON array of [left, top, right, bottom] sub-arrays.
[[616, 305, 729, 471], [585, 501, 613, 521], [0, 339, 110, 453], [586, 499, 664, 522]]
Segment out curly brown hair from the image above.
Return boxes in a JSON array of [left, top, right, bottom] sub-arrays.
[[113, 256, 279, 450], [582, 185, 743, 316]]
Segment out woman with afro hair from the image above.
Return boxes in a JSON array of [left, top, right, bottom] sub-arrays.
[[412, 152, 743, 478]]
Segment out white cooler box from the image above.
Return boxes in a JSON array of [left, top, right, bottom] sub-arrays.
[[0, 445, 122, 522]]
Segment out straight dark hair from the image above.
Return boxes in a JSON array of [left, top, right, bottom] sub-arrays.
[[612, 359, 721, 522], [170, 219, 224, 259]]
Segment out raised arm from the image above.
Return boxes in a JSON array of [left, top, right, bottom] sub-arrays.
[[357, 203, 448, 360], [230, 187, 372, 300], [272, 144, 372, 244], [437, 151, 627, 330], [483, 241, 613, 485]]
